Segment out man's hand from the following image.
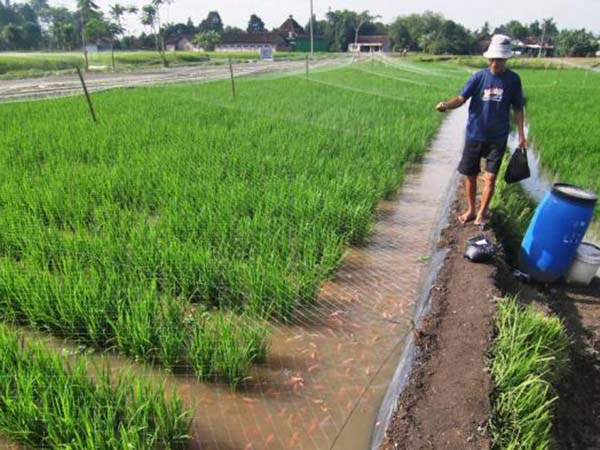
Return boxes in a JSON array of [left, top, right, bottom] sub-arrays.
[[436, 102, 448, 112], [519, 136, 528, 149]]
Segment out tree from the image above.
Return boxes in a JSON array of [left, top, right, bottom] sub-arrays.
[[529, 20, 542, 38], [247, 14, 265, 33], [193, 30, 219, 51], [198, 10, 222, 33], [494, 20, 528, 40], [419, 19, 473, 54], [388, 20, 411, 51], [388, 11, 445, 52], [141, 0, 170, 67], [351, 10, 381, 46], [76, 0, 100, 70], [47, 6, 76, 50], [557, 29, 598, 56], [224, 25, 244, 34]]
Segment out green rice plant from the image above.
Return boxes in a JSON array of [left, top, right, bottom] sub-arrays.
[[517, 68, 600, 218], [190, 311, 269, 387], [0, 60, 460, 383], [489, 298, 569, 450], [0, 324, 191, 448]]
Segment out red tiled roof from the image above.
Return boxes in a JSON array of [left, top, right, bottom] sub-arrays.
[[279, 15, 305, 35], [219, 32, 286, 45], [355, 35, 390, 44]]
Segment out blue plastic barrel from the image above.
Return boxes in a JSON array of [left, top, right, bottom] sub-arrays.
[[520, 183, 597, 282]]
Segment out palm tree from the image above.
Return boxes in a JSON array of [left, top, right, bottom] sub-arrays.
[[141, 1, 168, 67], [108, 3, 126, 70], [76, 0, 100, 70]]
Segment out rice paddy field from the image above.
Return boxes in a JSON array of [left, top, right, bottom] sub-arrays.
[[0, 54, 469, 437], [517, 67, 600, 215]]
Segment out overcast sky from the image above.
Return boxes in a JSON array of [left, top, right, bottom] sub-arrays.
[[49, 0, 600, 35]]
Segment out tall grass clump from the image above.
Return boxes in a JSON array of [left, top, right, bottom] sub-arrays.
[[0, 325, 191, 449], [0, 60, 460, 383], [489, 298, 569, 450], [490, 156, 536, 265]]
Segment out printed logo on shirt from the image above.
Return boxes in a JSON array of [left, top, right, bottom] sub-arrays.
[[482, 87, 503, 102]]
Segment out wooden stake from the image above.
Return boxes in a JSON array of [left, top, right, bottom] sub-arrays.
[[305, 54, 309, 79], [228, 56, 236, 100], [76, 66, 97, 123]]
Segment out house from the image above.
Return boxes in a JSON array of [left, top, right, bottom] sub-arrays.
[[166, 15, 330, 54], [512, 37, 555, 57], [348, 35, 391, 53], [216, 32, 289, 53], [216, 15, 325, 53], [279, 15, 305, 39], [165, 34, 196, 51]]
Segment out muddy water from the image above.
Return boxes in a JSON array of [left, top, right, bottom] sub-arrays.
[[1, 107, 466, 450]]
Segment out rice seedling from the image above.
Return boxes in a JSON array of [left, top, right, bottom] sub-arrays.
[[0, 60, 460, 383], [489, 298, 569, 450], [0, 324, 191, 448]]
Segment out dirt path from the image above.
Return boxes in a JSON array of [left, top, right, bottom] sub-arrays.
[[380, 188, 496, 450], [0, 56, 348, 102]]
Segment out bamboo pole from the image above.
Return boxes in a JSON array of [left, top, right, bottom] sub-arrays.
[[305, 54, 309, 79], [76, 66, 97, 123], [228, 57, 236, 100]]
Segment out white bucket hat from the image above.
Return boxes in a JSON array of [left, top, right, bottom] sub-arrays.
[[483, 34, 513, 59]]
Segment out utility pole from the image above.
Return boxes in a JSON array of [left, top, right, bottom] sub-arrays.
[[309, 0, 314, 57], [538, 21, 546, 58]]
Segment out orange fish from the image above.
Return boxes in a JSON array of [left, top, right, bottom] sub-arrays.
[[287, 432, 300, 448], [307, 364, 319, 372]]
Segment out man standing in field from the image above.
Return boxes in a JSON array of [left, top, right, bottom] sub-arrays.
[[436, 34, 527, 226]]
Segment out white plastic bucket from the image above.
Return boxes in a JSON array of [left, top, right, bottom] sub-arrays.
[[565, 242, 600, 285]]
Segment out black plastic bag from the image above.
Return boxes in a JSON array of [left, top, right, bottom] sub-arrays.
[[464, 234, 495, 263], [504, 147, 530, 184]]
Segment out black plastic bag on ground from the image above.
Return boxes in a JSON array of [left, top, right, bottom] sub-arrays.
[[464, 234, 495, 263], [504, 147, 530, 184]]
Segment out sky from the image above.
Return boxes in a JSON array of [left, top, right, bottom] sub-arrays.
[[49, 0, 600, 35]]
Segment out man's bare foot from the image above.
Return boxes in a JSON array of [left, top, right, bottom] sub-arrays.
[[474, 216, 487, 226], [458, 211, 476, 225], [474, 211, 490, 226]]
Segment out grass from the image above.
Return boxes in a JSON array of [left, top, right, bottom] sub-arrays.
[[489, 298, 569, 450], [0, 324, 191, 448], [490, 156, 536, 266], [0, 60, 460, 384]]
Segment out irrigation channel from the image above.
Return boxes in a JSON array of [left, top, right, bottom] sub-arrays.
[[0, 107, 467, 450]]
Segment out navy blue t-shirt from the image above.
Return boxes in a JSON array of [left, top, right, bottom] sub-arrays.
[[460, 68, 524, 142]]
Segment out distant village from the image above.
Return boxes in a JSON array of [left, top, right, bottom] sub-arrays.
[[165, 15, 391, 54]]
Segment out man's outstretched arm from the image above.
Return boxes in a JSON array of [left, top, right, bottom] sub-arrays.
[[436, 96, 466, 112]]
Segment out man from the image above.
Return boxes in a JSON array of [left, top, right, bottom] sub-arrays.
[[436, 34, 527, 226]]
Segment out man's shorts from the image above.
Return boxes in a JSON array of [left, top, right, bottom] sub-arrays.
[[457, 139, 508, 176]]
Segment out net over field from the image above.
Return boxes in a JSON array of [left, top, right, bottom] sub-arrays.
[[0, 57, 466, 448]]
